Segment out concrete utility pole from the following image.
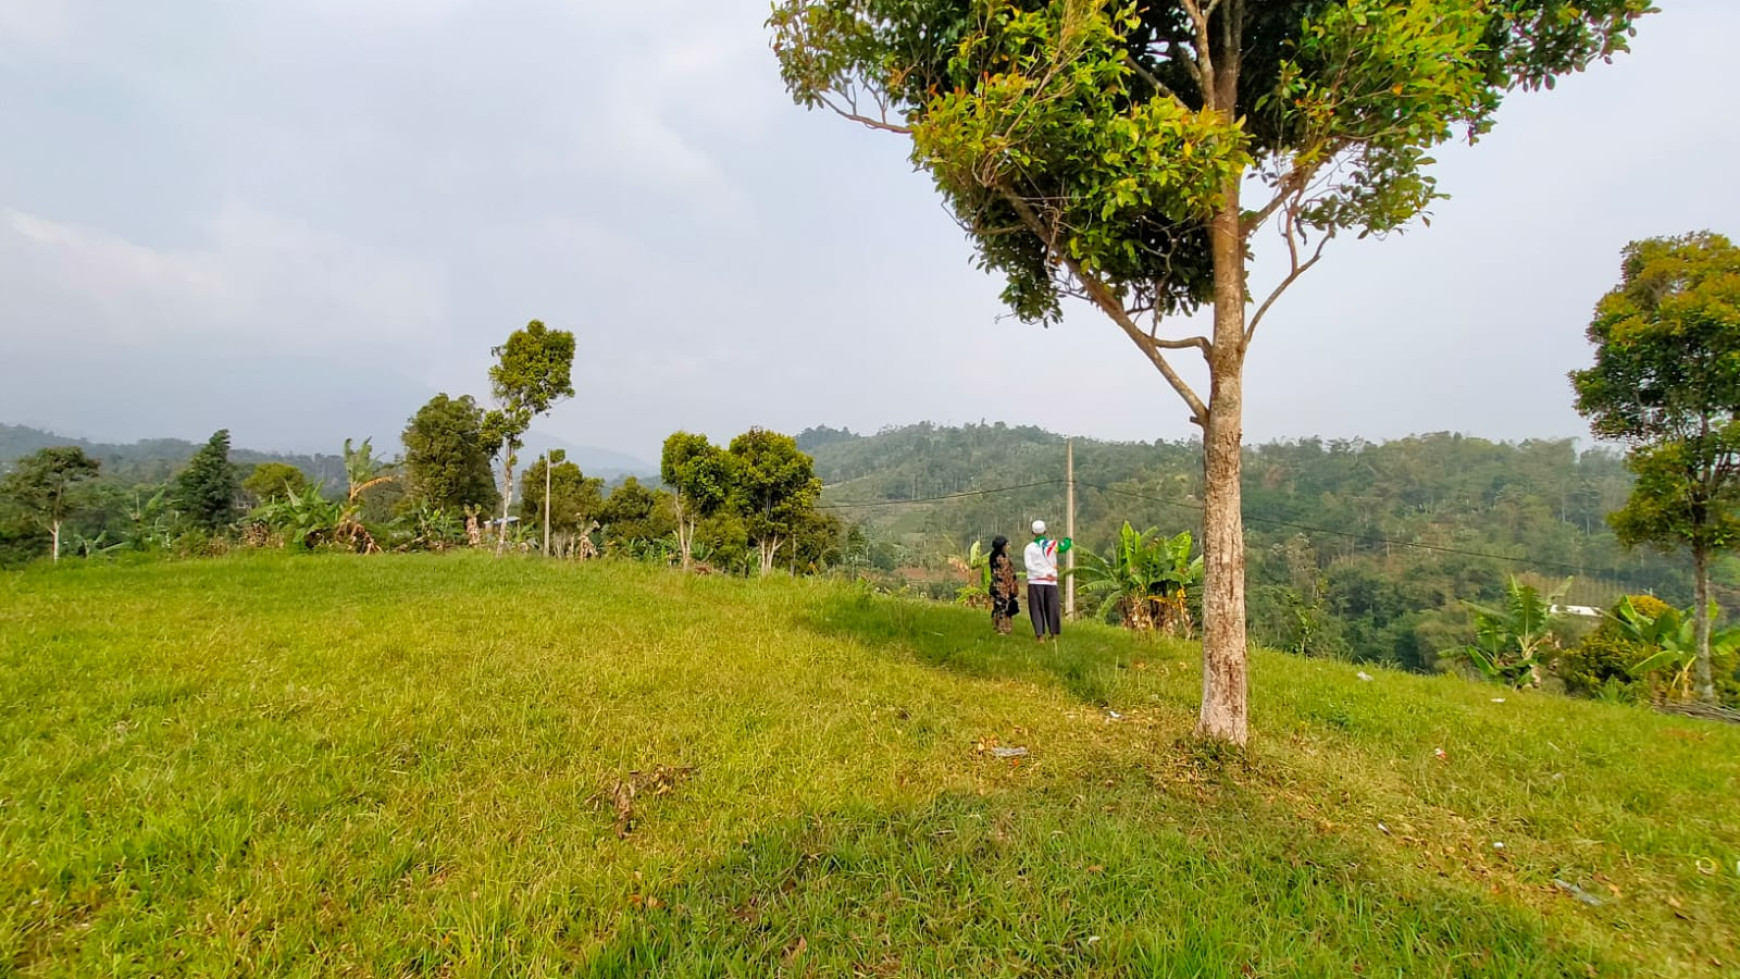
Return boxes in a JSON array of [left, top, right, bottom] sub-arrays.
[[543, 451, 552, 556], [1066, 438, 1076, 620]]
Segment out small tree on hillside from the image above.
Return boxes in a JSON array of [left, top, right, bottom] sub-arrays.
[[599, 476, 678, 554], [772, 0, 1652, 743], [1573, 232, 1740, 705], [402, 393, 499, 514], [242, 462, 309, 505], [484, 321, 576, 555], [0, 446, 102, 562], [661, 432, 734, 570], [175, 430, 241, 533], [522, 454, 605, 558], [728, 428, 823, 576]]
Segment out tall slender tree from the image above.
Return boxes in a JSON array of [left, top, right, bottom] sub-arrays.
[[1573, 232, 1740, 705], [771, 0, 1651, 743], [483, 320, 576, 554]]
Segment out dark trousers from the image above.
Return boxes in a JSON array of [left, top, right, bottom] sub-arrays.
[[1028, 583, 1062, 637]]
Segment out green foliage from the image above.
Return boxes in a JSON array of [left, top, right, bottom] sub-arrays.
[[953, 540, 991, 607], [387, 504, 469, 553], [1573, 231, 1740, 703], [1455, 576, 1564, 688], [661, 432, 733, 515], [1073, 522, 1202, 635], [401, 393, 499, 513], [0, 445, 102, 560], [241, 462, 309, 504], [520, 458, 604, 537], [174, 430, 241, 533], [484, 320, 577, 462], [598, 477, 678, 554], [1610, 596, 1740, 704], [728, 429, 824, 575], [771, 0, 1650, 326], [121, 486, 177, 554], [249, 483, 344, 551]]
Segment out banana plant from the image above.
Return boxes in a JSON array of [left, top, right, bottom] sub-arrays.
[[1612, 597, 1740, 701], [952, 540, 990, 608], [121, 486, 177, 552], [1072, 523, 1203, 635], [251, 483, 343, 550], [1457, 577, 1566, 688]]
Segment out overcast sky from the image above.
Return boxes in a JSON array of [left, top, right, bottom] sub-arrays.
[[2, 0, 1735, 464]]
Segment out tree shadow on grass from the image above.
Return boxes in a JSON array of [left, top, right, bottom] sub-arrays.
[[565, 765, 1625, 978], [795, 586, 1192, 708]]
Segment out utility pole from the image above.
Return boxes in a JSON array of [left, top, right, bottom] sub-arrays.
[[1065, 438, 1076, 620], [543, 450, 552, 556]]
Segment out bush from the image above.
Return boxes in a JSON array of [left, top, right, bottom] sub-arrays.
[[1555, 632, 1646, 699]]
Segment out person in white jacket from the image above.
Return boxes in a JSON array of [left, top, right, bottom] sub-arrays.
[[1023, 519, 1071, 641]]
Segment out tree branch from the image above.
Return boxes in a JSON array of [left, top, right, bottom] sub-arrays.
[[1246, 208, 1332, 350], [1153, 335, 1213, 352], [1179, 0, 1217, 106], [1123, 52, 1186, 107], [818, 94, 912, 135], [999, 193, 1210, 425]]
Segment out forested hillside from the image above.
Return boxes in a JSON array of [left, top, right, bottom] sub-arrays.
[[0, 424, 347, 486], [803, 424, 1704, 672]]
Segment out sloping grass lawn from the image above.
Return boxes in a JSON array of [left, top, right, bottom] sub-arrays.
[[2, 553, 1736, 977]]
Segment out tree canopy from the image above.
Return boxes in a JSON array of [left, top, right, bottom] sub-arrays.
[[0, 446, 102, 562], [174, 430, 241, 533], [402, 393, 499, 514], [1573, 232, 1740, 704]]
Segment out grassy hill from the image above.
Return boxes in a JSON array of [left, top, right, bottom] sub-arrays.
[[3, 554, 1737, 976]]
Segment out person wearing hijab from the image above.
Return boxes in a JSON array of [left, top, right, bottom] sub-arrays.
[[1024, 519, 1071, 641], [988, 535, 1019, 635]]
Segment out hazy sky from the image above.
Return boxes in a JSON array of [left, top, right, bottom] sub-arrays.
[[3, 0, 1735, 463]]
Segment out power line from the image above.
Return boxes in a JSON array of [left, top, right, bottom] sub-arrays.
[[816, 479, 1067, 510]]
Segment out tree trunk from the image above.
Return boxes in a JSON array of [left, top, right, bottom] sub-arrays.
[[1693, 543, 1716, 704], [1195, 183, 1250, 746], [674, 494, 693, 570], [50, 519, 60, 564], [496, 456, 514, 556]]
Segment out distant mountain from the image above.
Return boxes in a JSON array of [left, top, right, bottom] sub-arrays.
[[517, 431, 655, 480], [1, 423, 655, 485], [0, 424, 347, 485]]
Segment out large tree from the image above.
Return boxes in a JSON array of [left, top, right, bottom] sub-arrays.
[[728, 428, 823, 576], [1573, 232, 1740, 705], [771, 0, 1651, 743], [402, 393, 499, 514], [0, 446, 101, 563], [483, 320, 576, 554], [175, 430, 241, 533], [661, 432, 735, 570]]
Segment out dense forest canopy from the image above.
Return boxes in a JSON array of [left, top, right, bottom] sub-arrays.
[[804, 422, 1700, 671]]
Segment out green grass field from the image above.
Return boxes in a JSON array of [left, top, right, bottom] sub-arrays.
[[2, 554, 1737, 977]]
